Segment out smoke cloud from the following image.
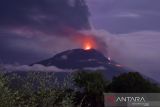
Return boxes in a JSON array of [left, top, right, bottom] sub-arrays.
[[85, 30, 160, 82]]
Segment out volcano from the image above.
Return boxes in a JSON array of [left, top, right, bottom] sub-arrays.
[[35, 49, 126, 79]]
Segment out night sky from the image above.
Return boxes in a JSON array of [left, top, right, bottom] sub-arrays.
[[0, 0, 160, 81], [87, 0, 160, 81]]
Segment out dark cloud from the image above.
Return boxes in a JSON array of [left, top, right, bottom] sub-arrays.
[[0, 0, 91, 64], [0, 0, 90, 34], [0, 30, 83, 64], [0, 34, 50, 64]]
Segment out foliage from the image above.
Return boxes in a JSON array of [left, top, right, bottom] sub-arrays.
[[0, 71, 75, 107], [0, 70, 160, 107], [109, 72, 160, 93], [73, 71, 108, 107], [73, 71, 109, 93], [0, 73, 14, 107]]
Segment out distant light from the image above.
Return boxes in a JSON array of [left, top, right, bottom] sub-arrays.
[[115, 64, 122, 67]]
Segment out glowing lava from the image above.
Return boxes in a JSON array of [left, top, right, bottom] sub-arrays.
[[82, 35, 96, 50], [73, 32, 97, 50], [84, 42, 92, 50]]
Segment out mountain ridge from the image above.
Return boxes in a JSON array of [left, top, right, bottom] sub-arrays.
[[34, 48, 126, 79]]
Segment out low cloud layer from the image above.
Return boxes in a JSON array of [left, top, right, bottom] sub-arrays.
[[2, 64, 106, 73], [3, 64, 71, 72]]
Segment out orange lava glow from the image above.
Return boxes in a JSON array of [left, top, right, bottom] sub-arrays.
[[84, 43, 92, 50], [73, 32, 98, 50], [82, 36, 96, 50]]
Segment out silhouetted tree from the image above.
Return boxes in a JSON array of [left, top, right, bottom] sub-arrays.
[[73, 71, 108, 107], [109, 72, 160, 93]]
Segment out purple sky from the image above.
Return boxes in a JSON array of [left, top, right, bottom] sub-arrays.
[[87, 0, 160, 81], [0, 0, 160, 81], [87, 0, 160, 33]]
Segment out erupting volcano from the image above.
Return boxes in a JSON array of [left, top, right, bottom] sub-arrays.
[[74, 33, 97, 50], [35, 48, 126, 80]]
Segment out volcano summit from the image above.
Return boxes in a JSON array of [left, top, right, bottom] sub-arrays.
[[35, 49, 125, 79]]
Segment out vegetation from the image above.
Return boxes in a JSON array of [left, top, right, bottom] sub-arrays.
[[0, 73, 14, 107], [0, 70, 159, 107], [108, 72, 160, 93], [73, 71, 108, 107], [0, 72, 75, 107]]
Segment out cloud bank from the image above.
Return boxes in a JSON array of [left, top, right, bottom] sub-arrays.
[[3, 64, 71, 72]]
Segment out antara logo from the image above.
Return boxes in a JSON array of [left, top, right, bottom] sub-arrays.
[[116, 97, 146, 102]]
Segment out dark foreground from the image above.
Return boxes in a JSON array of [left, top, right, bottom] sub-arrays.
[[0, 70, 160, 107]]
